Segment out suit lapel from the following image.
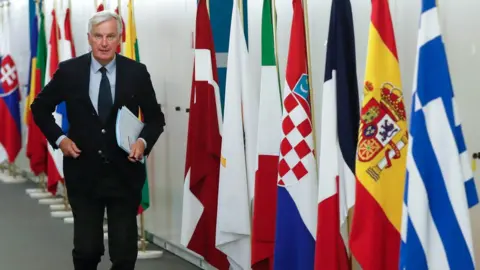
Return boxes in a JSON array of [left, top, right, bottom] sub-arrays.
[[113, 54, 125, 108], [80, 53, 98, 116]]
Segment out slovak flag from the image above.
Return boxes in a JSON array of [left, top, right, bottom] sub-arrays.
[[0, 4, 22, 164], [0, 55, 22, 164], [274, 0, 318, 269]]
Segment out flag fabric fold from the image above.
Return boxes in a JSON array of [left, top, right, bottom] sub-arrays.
[[24, 0, 39, 125], [0, 3, 22, 164], [399, 1, 478, 269], [25, 0, 49, 176], [180, 0, 229, 269], [47, 0, 77, 196], [314, 0, 359, 269], [215, 0, 256, 268], [45, 8, 63, 194], [349, 0, 408, 269], [123, 0, 150, 213], [273, 0, 318, 269], [251, 0, 281, 269]]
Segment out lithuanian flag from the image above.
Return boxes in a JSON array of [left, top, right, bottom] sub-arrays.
[[124, 0, 149, 214], [349, 0, 408, 269]]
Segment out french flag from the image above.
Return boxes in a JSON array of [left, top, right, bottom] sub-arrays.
[[0, 54, 22, 164], [274, 1, 318, 269], [314, 0, 359, 269]]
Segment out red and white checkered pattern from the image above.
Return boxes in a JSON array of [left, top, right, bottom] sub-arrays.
[[278, 90, 315, 187]]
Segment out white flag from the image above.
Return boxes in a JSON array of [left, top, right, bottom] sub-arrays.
[[215, 0, 257, 268]]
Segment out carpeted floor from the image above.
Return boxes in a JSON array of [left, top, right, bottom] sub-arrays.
[[0, 178, 200, 270]]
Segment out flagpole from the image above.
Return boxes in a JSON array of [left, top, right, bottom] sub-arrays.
[[206, 0, 210, 16], [301, 0, 316, 152], [271, 0, 282, 108]]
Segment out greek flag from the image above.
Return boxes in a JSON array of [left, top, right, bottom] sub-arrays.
[[400, 1, 479, 269]]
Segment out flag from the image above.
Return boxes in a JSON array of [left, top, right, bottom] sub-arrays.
[[96, 1, 104, 11], [274, 0, 317, 269], [348, 0, 408, 269], [215, 0, 257, 268], [25, 0, 49, 176], [251, 0, 281, 269], [45, 0, 77, 196], [24, 0, 39, 124], [0, 3, 22, 164], [399, 1, 478, 269], [113, 5, 125, 53], [124, 0, 139, 61], [122, 0, 149, 213], [45, 8, 63, 194], [315, 0, 358, 269], [180, 0, 229, 269]]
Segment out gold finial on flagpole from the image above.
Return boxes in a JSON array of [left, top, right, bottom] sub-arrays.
[[238, 0, 244, 27]]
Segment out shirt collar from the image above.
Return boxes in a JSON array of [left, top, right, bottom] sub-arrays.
[[91, 53, 116, 74]]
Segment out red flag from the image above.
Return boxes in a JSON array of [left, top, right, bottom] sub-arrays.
[[114, 7, 125, 53], [45, 9, 62, 194], [180, 1, 229, 269], [64, 7, 76, 58]]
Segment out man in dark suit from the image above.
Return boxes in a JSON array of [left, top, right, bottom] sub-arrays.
[[30, 10, 165, 270]]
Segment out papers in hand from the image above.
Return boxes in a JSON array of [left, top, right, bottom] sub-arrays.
[[116, 106, 145, 164]]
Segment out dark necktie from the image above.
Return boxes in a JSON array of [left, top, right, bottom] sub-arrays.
[[98, 67, 112, 123]]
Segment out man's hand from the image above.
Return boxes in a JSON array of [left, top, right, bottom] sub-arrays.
[[59, 137, 81, 158], [128, 139, 145, 162]]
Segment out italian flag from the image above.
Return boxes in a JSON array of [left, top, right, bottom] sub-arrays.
[[124, 0, 149, 214], [251, 0, 282, 269]]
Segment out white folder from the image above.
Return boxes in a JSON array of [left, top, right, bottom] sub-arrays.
[[115, 106, 145, 163]]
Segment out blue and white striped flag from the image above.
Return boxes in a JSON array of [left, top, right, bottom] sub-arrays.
[[400, 0, 479, 269]]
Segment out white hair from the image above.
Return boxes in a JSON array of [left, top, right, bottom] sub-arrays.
[[88, 10, 122, 35]]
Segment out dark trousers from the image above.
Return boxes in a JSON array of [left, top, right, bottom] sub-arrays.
[[69, 164, 141, 270]]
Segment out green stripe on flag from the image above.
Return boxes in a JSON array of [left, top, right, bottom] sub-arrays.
[[261, 0, 282, 107]]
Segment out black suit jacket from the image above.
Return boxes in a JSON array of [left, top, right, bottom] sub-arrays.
[[30, 53, 165, 196]]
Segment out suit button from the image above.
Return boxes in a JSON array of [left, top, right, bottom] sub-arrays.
[[98, 150, 102, 154], [101, 129, 106, 134]]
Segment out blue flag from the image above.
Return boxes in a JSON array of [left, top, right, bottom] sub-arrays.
[[400, 1, 478, 269]]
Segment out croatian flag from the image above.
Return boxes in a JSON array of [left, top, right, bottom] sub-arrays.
[[0, 4, 22, 164], [274, 0, 317, 269], [399, 1, 478, 269]]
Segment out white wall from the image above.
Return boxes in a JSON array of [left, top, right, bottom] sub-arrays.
[[4, 0, 480, 267]]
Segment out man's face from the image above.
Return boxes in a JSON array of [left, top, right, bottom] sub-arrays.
[[88, 18, 120, 64]]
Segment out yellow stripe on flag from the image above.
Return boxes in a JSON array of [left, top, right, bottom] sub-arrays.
[[24, 57, 38, 124], [356, 24, 407, 232], [124, 0, 137, 61]]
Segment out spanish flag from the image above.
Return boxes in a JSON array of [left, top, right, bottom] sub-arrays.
[[349, 0, 408, 269]]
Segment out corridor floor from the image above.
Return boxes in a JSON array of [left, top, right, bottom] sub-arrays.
[[0, 179, 200, 270]]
